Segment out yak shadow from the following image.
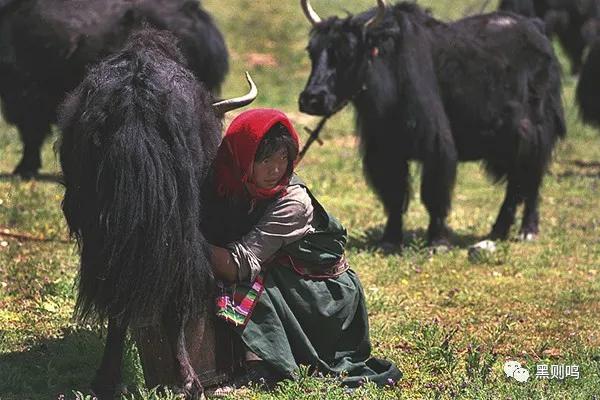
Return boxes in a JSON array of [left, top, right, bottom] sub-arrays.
[[0, 173, 63, 184], [0, 328, 141, 400], [347, 225, 487, 254], [552, 159, 600, 179], [568, 159, 600, 169], [555, 170, 600, 179]]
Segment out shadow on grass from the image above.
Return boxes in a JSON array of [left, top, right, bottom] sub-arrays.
[[552, 159, 600, 179], [0, 328, 139, 400], [567, 159, 600, 169], [0, 173, 63, 184], [554, 170, 600, 179], [347, 226, 487, 253]]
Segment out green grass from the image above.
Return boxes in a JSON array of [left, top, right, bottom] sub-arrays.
[[1, 0, 600, 399]]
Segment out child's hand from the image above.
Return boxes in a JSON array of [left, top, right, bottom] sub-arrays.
[[210, 245, 238, 283]]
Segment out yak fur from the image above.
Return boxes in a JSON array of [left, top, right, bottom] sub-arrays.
[[576, 37, 600, 126], [499, 0, 600, 74], [0, 0, 227, 178], [299, 2, 565, 247], [59, 28, 220, 399]]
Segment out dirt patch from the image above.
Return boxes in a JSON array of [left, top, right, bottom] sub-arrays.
[[245, 52, 278, 67]]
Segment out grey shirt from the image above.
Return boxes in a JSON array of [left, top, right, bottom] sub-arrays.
[[227, 185, 315, 282]]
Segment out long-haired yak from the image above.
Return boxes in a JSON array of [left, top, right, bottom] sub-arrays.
[[0, 0, 228, 178], [299, 0, 565, 249], [499, 0, 600, 75], [58, 29, 255, 399]]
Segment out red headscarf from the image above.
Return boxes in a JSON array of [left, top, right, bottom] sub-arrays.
[[214, 108, 300, 199]]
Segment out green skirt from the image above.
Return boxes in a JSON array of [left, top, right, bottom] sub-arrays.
[[235, 266, 402, 387]]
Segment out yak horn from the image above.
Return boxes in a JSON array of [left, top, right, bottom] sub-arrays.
[[364, 0, 386, 30], [301, 0, 322, 25], [212, 72, 258, 115]]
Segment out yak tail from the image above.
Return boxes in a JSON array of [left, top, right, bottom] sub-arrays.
[[59, 29, 218, 326], [547, 56, 567, 140], [527, 49, 566, 174], [576, 39, 600, 127]]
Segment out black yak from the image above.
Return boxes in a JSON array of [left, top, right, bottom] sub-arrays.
[[299, 0, 565, 248], [0, 0, 228, 178], [499, 0, 600, 74], [576, 38, 600, 126], [58, 29, 255, 399], [0, 0, 18, 11]]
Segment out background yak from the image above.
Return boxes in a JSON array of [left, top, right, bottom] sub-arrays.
[[299, 0, 565, 249], [576, 37, 600, 126], [0, 0, 228, 178], [58, 29, 254, 399], [0, 0, 18, 12], [499, 0, 600, 74]]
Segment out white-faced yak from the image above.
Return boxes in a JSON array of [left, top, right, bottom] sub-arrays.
[[499, 0, 600, 74], [299, 0, 565, 249], [58, 29, 256, 399], [0, 0, 228, 178]]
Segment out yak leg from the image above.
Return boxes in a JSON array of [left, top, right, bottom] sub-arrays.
[[13, 118, 52, 179], [420, 148, 457, 247], [519, 167, 543, 241], [545, 11, 583, 74], [91, 318, 128, 400], [164, 314, 204, 400], [363, 142, 410, 248], [490, 175, 522, 240], [559, 33, 585, 75]]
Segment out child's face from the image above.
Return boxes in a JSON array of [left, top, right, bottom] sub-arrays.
[[251, 147, 289, 189]]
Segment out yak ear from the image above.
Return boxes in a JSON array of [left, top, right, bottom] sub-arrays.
[[395, 15, 453, 150]]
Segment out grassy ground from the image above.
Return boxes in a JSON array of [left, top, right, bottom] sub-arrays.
[[1, 0, 599, 399]]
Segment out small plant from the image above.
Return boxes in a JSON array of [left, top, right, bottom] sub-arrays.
[[463, 318, 508, 395], [464, 342, 498, 386], [411, 320, 460, 376], [71, 391, 96, 400], [121, 386, 184, 400]]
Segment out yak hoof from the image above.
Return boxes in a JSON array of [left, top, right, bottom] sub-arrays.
[[429, 244, 450, 255], [174, 375, 204, 400], [518, 232, 537, 242], [488, 229, 509, 241], [428, 235, 451, 251], [90, 385, 116, 400], [206, 384, 237, 397], [173, 387, 204, 400], [91, 379, 127, 400], [13, 163, 38, 180], [377, 240, 402, 254]]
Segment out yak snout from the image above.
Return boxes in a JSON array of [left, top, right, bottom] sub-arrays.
[[299, 87, 334, 116]]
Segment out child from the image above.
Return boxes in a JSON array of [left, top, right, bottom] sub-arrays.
[[204, 108, 401, 388]]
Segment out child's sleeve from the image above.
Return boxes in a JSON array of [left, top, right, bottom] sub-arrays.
[[227, 186, 315, 282]]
